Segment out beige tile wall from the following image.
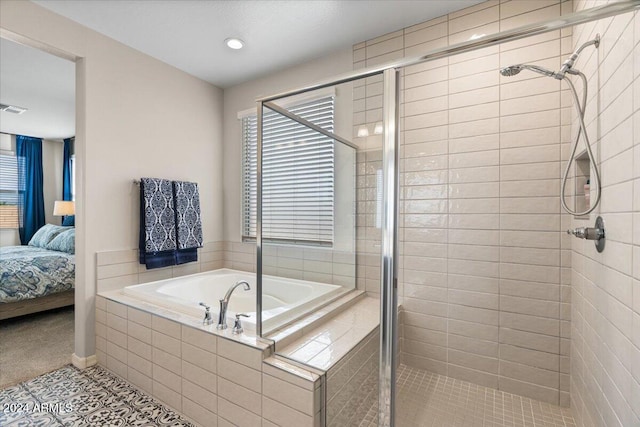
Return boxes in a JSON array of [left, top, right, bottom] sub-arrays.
[[569, 2, 640, 426], [96, 242, 225, 292], [96, 239, 355, 292], [223, 241, 356, 288], [353, 0, 575, 405], [96, 296, 323, 427], [326, 329, 379, 426]]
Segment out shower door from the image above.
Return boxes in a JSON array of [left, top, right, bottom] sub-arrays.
[[253, 67, 402, 425]]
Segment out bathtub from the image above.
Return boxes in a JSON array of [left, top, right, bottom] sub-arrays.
[[123, 268, 344, 332]]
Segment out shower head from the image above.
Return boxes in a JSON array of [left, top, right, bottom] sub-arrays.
[[500, 65, 522, 76], [500, 64, 559, 79]]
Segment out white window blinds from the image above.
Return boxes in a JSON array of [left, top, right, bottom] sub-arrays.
[[0, 153, 19, 228], [242, 96, 335, 246]]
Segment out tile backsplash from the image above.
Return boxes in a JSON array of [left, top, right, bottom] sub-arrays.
[[96, 241, 224, 293]]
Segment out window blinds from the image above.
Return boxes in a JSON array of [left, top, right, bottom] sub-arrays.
[[242, 96, 335, 246], [0, 154, 19, 228]]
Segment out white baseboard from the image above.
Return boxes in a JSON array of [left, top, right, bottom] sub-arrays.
[[72, 353, 97, 369]]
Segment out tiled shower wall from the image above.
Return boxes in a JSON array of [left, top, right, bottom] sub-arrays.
[[353, 0, 575, 405], [569, 2, 640, 427]]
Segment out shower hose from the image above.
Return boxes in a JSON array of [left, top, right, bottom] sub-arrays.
[[560, 71, 601, 216]]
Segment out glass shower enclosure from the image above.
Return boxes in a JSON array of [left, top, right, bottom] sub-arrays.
[[251, 2, 639, 425]]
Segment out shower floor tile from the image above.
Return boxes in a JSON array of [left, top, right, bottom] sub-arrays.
[[0, 365, 194, 427], [359, 364, 576, 427]]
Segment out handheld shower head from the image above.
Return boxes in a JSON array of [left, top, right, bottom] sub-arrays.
[[500, 64, 558, 78], [500, 65, 522, 76]]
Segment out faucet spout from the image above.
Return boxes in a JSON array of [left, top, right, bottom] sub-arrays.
[[223, 280, 251, 303], [217, 280, 251, 330]]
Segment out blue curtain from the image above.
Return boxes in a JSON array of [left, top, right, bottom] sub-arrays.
[[16, 135, 45, 245]]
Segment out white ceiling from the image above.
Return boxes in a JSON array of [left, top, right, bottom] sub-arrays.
[[0, 38, 75, 140], [1, 0, 483, 139], [33, 0, 483, 88]]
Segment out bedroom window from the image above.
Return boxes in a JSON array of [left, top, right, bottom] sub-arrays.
[[241, 95, 335, 246], [0, 153, 19, 228], [70, 155, 76, 200]]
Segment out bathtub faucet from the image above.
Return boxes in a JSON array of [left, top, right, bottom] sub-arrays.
[[217, 280, 251, 330]]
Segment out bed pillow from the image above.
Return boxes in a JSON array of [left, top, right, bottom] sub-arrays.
[[46, 228, 75, 254], [28, 224, 72, 248]]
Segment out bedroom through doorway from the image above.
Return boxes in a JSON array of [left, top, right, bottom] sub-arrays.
[[0, 36, 76, 388]]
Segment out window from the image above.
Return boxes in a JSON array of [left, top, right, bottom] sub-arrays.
[[242, 95, 335, 246], [0, 153, 19, 228], [70, 154, 76, 200]]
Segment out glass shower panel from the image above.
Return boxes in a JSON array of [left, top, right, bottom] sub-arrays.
[[256, 76, 385, 426], [256, 85, 358, 336]]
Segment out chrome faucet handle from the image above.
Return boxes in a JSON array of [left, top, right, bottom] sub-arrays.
[[566, 227, 604, 240], [199, 302, 213, 325], [232, 313, 249, 335], [566, 216, 606, 253]]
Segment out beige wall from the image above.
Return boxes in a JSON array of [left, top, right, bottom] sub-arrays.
[[569, 2, 640, 426], [0, 0, 224, 359]]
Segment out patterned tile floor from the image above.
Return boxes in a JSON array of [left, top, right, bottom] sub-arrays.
[[0, 365, 194, 427], [360, 365, 576, 427]]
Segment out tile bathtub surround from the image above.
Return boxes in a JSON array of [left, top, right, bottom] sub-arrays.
[[569, 3, 640, 427], [96, 294, 325, 426], [326, 329, 379, 427], [359, 364, 576, 427], [96, 241, 225, 292], [276, 296, 379, 371], [0, 365, 195, 427], [222, 241, 357, 288], [353, 0, 575, 405], [272, 296, 379, 426]]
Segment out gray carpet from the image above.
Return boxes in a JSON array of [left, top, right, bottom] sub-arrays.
[[0, 306, 74, 389]]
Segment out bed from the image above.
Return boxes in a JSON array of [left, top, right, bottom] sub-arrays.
[[0, 226, 75, 320]]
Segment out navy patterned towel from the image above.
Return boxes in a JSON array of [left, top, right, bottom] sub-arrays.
[[139, 178, 177, 269], [173, 181, 202, 265], [173, 181, 203, 249]]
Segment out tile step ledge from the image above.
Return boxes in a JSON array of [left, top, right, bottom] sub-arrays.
[[272, 296, 380, 373], [266, 289, 370, 349]]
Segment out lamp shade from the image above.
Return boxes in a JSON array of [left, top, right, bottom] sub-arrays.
[[53, 200, 75, 216]]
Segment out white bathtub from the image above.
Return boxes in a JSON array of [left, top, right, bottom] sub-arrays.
[[123, 268, 344, 332]]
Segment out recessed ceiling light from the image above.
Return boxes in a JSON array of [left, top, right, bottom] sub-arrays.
[[225, 38, 244, 50]]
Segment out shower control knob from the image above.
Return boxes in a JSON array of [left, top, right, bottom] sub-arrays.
[[566, 227, 602, 240], [566, 216, 605, 253]]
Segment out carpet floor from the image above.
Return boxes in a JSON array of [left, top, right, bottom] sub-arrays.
[[0, 306, 74, 389]]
